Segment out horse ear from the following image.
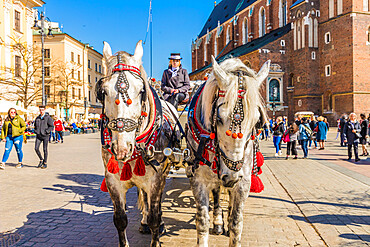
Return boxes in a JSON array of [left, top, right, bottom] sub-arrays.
[[103, 41, 113, 60], [212, 56, 227, 86], [256, 60, 270, 86], [133, 40, 143, 63]]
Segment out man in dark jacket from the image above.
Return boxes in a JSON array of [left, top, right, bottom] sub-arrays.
[[161, 53, 190, 108], [339, 115, 348, 146], [34, 105, 54, 168], [343, 113, 361, 162]]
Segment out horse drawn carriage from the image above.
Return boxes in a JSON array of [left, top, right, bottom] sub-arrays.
[[96, 40, 269, 247]]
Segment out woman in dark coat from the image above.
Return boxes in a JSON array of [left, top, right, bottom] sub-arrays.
[[161, 53, 190, 108], [359, 113, 369, 156], [343, 113, 361, 162]]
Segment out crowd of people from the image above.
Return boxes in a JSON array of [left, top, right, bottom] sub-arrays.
[[0, 106, 99, 170], [260, 113, 370, 162]]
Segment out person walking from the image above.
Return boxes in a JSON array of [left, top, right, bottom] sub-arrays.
[[359, 114, 369, 156], [298, 117, 311, 159], [0, 108, 26, 169], [34, 105, 54, 169], [343, 113, 361, 162], [309, 116, 318, 149], [272, 116, 284, 157], [339, 115, 347, 146], [54, 117, 65, 143], [285, 122, 298, 160], [161, 53, 190, 108], [316, 116, 328, 150]]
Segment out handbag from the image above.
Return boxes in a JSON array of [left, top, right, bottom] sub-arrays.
[[282, 130, 290, 143]]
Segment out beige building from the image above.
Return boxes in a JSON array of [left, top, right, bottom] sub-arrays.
[[33, 23, 105, 120], [0, 0, 44, 105]]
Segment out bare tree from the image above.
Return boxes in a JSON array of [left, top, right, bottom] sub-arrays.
[[52, 60, 83, 119], [0, 37, 42, 109]]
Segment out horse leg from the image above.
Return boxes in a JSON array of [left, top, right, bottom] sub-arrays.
[[190, 179, 210, 247], [138, 189, 151, 234], [147, 173, 167, 247], [227, 184, 248, 247], [212, 187, 224, 235], [106, 173, 129, 247]]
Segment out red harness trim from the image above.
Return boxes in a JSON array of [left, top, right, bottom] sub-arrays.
[[113, 63, 141, 77], [136, 89, 156, 144], [190, 87, 216, 153]]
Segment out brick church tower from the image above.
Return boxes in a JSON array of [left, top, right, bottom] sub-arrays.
[[190, 0, 370, 124]]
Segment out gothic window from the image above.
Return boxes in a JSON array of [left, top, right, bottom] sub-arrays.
[[364, 0, 369, 11], [14, 11, 21, 32], [293, 23, 296, 50], [308, 17, 313, 47], [325, 65, 331, 76], [329, 0, 334, 18], [204, 42, 207, 63], [289, 74, 294, 87], [314, 19, 318, 47], [259, 7, 266, 37], [269, 79, 280, 102], [338, 0, 343, 15], [301, 18, 305, 48], [214, 37, 218, 57], [297, 21, 301, 49], [226, 26, 231, 44], [279, 0, 287, 27], [243, 18, 248, 44]]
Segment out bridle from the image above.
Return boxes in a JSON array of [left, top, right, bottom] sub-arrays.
[[189, 71, 255, 173], [99, 54, 148, 139]]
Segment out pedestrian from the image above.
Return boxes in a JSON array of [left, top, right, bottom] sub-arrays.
[[34, 105, 54, 169], [316, 116, 328, 150], [263, 122, 269, 141], [309, 116, 318, 149], [339, 115, 347, 146], [343, 113, 361, 162], [0, 108, 26, 169], [298, 117, 312, 159], [161, 53, 190, 108], [54, 117, 65, 143], [272, 116, 284, 156], [359, 114, 369, 156], [285, 122, 298, 160]]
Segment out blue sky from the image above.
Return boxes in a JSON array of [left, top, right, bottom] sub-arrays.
[[39, 0, 216, 80]]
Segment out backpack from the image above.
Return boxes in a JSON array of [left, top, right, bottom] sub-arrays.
[[303, 124, 313, 138]]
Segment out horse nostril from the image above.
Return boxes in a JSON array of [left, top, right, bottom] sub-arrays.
[[221, 175, 229, 183]]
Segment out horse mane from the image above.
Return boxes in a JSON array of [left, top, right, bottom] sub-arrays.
[[201, 58, 264, 133]]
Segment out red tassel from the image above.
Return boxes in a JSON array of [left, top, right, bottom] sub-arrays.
[[250, 174, 264, 193], [199, 149, 209, 166], [120, 163, 132, 181], [100, 178, 108, 192], [258, 168, 262, 175], [107, 155, 120, 174], [133, 156, 146, 176], [256, 151, 264, 167]]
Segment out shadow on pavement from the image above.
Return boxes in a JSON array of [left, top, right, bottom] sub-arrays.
[[339, 233, 370, 242], [288, 214, 370, 226], [249, 195, 370, 210]]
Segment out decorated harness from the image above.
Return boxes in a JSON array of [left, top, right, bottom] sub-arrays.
[[187, 72, 264, 192], [98, 54, 174, 187]]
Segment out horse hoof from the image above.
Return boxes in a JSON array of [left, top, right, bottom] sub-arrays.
[[139, 223, 151, 234], [159, 223, 166, 235], [212, 225, 224, 235]]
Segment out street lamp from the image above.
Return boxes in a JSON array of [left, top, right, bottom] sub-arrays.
[[33, 10, 53, 106]]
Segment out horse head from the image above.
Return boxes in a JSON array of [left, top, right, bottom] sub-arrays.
[[203, 56, 270, 187], [97, 41, 149, 161]]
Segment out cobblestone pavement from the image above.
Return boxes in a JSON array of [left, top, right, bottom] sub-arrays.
[[0, 131, 369, 246]]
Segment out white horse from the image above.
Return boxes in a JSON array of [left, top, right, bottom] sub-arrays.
[[97, 41, 180, 247], [185, 56, 269, 247]]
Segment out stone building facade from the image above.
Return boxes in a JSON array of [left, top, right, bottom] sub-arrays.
[[190, 0, 370, 124]]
